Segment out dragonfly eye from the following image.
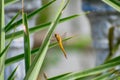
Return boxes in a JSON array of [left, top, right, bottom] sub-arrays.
[[55, 34, 57, 37]]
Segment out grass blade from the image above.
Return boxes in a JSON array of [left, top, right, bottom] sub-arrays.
[[93, 72, 113, 80], [5, 14, 81, 41], [57, 61, 120, 80], [102, 0, 120, 12], [48, 72, 71, 80], [5, 11, 21, 33], [24, 0, 68, 79], [5, 0, 57, 32], [0, 38, 13, 57], [0, 0, 5, 54], [5, 0, 19, 6], [27, 0, 56, 19], [5, 48, 38, 66], [5, 11, 20, 32], [5, 36, 72, 66], [105, 56, 120, 64], [7, 66, 18, 80], [0, 0, 5, 79], [93, 69, 120, 80], [23, 13, 31, 73], [109, 75, 120, 80]]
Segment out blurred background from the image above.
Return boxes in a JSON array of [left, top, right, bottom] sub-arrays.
[[33, 0, 96, 79]]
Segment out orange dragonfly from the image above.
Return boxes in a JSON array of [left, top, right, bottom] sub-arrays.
[[55, 33, 67, 59]]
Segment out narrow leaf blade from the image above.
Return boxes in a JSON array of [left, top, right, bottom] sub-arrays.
[[5, 11, 20, 32], [5, 0, 19, 6], [48, 72, 71, 80], [0, 38, 13, 57], [7, 66, 18, 80], [102, 0, 120, 12], [0, 0, 5, 79], [23, 13, 31, 73]]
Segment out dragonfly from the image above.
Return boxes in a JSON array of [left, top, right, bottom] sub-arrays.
[[55, 33, 67, 59]]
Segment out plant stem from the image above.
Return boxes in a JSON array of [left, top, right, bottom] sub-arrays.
[[0, 0, 5, 79]]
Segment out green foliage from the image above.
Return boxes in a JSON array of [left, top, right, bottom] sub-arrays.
[[5, 0, 19, 6], [1, 0, 82, 79], [5, 14, 80, 41], [48, 72, 72, 80], [0, 37, 13, 57], [7, 66, 18, 80], [102, 0, 120, 12], [51, 60, 120, 80], [23, 13, 31, 73], [24, 1, 69, 79], [0, 0, 5, 79], [5, 0, 57, 32], [0, 0, 120, 80], [5, 36, 73, 66]]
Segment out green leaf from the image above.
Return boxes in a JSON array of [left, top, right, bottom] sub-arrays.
[[57, 61, 120, 80], [7, 66, 18, 80], [102, 0, 120, 12], [0, 0, 5, 52], [5, 14, 81, 41], [22, 13, 31, 73], [5, 0, 57, 32], [5, 0, 19, 6], [109, 75, 120, 80], [48, 72, 71, 80], [93, 72, 113, 80], [0, 0, 5, 79], [5, 11, 20, 32], [0, 37, 13, 57], [5, 36, 73, 66], [24, 0, 68, 80], [105, 55, 120, 64], [93, 69, 119, 80], [5, 48, 38, 66]]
